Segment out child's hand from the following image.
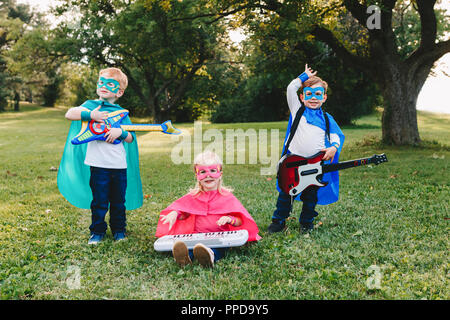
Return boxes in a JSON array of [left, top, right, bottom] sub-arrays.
[[216, 216, 232, 226], [104, 128, 122, 143], [90, 106, 109, 122], [161, 211, 178, 230], [305, 64, 317, 78], [321, 146, 338, 162]]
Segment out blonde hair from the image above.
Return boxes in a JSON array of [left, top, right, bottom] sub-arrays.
[[300, 75, 328, 93], [99, 67, 128, 91], [189, 151, 233, 196]]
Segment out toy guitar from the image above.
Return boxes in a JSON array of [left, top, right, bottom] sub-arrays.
[[153, 230, 249, 252], [71, 109, 181, 145], [277, 152, 388, 196]]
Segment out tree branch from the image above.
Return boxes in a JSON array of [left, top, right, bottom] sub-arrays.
[[169, 0, 287, 24], [409, 39, 450, 66], [415, 0, 438, 50], [405, 1, 448, 70], [378, 0, 398, 54], [311, 25, 372, 72], [342, 0, 367, 26]]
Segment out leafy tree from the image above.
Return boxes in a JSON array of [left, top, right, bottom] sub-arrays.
[[311, 0, 450, 145], [52, 0, 228, 122], [212, 10, 380, 124], [8, 26, 67, 107], [0, 0, 33, 110], [1, 0, 58, 108], [181, 0, 450, 145]]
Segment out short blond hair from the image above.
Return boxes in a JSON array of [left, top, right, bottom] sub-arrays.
[[99, 67, 128, 91], [189, 151, 233, 196], [300, 75, 328, 93]]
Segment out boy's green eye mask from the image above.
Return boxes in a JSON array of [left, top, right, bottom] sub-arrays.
[[97, 77, 120, 93]]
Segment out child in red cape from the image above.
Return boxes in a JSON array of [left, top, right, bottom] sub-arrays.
[[155, 151, 261, 268]]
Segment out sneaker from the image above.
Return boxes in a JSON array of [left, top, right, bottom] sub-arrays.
[[300, 222, 314, 233], [172, 241, 192, 267], [193, 243, 214, 268], [88, 233, 104, 245], [113, 232, 127, 242], [267, 219, 286, 233]]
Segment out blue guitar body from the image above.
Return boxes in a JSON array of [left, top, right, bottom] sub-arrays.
[[71, 110, 181, 145]]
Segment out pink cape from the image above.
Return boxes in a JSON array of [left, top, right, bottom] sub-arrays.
[[155, 190, 261, 241]]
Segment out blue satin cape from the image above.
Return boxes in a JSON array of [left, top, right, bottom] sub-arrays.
[[276, 107, 345, 205]]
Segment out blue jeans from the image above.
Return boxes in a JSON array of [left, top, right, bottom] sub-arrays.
[[272, 186, 319, 225], [188, 248, 228, 262], [89, 166, 127, 235]]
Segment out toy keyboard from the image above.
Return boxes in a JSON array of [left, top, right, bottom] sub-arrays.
[[153, 230, 249, 252]]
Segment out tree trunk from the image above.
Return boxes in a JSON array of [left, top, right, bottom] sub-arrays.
[[147, 98, 161, 123], [14, 91, 20, 112], [378, 57, 433, 145], [381, 81, 421, 145]]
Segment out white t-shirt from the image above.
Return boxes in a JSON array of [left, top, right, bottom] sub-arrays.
[[286, 78, 340, 157], [84, 139, 127, 169], [74, 106, 128, 169]]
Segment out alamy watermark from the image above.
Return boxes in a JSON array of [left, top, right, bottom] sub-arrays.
[[366, 265, 383, 290], [170, 121, 281, 175], [65, 265, 82, 290], [367, 5, 381, 30]]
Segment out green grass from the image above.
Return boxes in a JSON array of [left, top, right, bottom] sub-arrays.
[[0, 103, 449, 299]]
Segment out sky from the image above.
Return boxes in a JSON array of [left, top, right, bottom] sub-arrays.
[[15, 0, 450, 114]]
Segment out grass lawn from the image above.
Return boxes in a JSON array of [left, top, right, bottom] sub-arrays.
[[0, 103, 448, 300]]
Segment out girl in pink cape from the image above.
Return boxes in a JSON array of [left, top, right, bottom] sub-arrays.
[[155, 151, 261, 268]]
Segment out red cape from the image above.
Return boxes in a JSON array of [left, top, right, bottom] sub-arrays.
[[155, 190, 261, 241]]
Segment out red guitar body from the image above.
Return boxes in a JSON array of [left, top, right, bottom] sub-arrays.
[[277, 152, 327, 196], [277, 151, 388, 196]]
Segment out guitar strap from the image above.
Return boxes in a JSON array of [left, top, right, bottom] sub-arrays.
[[282, 105, 331, 157], [324, 111, 331, 142], [282, 106, 304, 157]]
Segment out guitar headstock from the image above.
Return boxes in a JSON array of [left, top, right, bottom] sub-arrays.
[[370, 153, 388, 165]]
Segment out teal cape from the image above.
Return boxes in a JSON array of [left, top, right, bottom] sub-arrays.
[[57, 100, 143, 210], [276, 107, 345, 205]]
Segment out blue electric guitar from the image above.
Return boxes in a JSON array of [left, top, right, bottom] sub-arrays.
[[71, 110, 181, 145]]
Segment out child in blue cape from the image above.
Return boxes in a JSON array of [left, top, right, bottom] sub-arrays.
[[58, 67, 143, 244], [268, 64, 345, 233]]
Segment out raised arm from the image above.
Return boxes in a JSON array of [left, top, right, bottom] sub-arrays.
[[286, 78, 302, 114], [287, 64, 317, 114]]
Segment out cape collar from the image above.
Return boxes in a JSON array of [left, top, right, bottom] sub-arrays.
[[303, 105, 326, 131]]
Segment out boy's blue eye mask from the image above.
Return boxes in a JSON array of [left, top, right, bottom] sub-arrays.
[[97, 77, 120, 93], [303, 87, 325, 100]]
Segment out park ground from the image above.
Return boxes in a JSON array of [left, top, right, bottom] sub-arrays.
[[0, 104, 448, 299]]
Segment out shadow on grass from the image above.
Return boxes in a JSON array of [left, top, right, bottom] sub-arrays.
[[341, 123, 380, 130], [352, 134, 450, 151]]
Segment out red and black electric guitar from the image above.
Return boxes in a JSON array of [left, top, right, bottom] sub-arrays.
[[277, 152, 388, 196]]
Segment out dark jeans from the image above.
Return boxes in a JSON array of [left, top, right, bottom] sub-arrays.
[[89, 166, 127, 235], [272, 186, 319, 225], [188, 248, 228, 262]]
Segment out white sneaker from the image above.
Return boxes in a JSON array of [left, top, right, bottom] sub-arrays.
[[193, 243, 214, 268]]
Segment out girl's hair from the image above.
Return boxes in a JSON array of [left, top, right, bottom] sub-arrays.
[[99, 67, 128, 91], [189, 151, 233, 196]]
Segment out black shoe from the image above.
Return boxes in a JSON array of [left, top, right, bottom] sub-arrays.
[[300, 222, 314, 233], [267, 219, 286, 233]]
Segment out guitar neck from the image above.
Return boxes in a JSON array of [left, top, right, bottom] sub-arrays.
[[323, 157, 374, 173], [120, 124, 162, 132]]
